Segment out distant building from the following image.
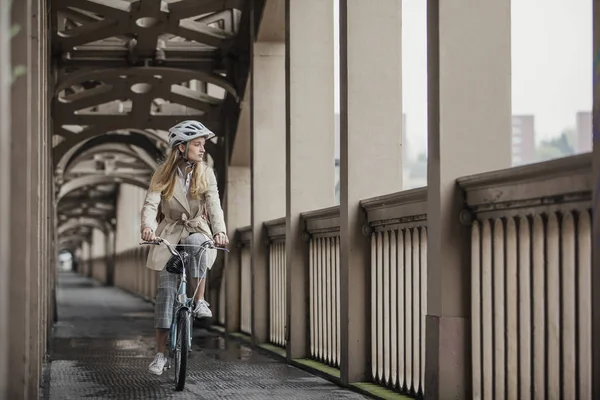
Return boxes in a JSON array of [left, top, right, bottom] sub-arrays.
[[575, 111, 592, 153], [511, 115, 535, 166]]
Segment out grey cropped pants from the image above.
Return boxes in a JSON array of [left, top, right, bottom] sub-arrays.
[[154, 233, 210, 329]]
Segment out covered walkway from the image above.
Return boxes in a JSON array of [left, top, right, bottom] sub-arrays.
[[1, 0, 599, 399], [44, 271, 365, 399]]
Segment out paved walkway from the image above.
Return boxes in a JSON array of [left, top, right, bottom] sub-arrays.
[[43, 272, 366, 399]]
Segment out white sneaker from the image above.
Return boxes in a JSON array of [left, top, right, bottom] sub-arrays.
[[149, 352, 168, 375], [193, 300, 212, 319]]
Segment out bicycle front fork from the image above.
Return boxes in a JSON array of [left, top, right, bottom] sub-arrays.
[[169, 308, 192, 354]]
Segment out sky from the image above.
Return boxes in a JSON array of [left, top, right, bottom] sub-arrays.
[[332, 0, 593, 156]]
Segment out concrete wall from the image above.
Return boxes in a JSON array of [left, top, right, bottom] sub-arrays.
[[1, 0, 54, 398]]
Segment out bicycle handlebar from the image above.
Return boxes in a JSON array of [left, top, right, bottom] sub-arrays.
[[139, 237, 229, 257]]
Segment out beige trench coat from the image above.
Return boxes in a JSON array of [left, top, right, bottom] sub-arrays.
[[140, 166, 226, 271]]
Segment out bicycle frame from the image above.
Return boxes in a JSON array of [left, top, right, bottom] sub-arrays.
[[139, 237, 228, 354]]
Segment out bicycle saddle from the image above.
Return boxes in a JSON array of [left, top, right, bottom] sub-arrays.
[[165, 247, 189, 274]]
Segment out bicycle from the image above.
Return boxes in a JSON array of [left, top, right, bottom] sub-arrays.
[[140, 236, 228, 391]]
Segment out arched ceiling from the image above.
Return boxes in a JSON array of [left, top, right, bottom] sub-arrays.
[[51, 0, 263, 252]]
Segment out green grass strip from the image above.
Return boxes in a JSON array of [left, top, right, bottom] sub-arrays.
[[229, 332, 252, 342], [292, 358, 341, 378], [259, 343, 286, 357], [351, 382, 414, 400]]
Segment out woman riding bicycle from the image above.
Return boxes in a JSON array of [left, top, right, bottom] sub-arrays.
[[140, 120, 229, 375]]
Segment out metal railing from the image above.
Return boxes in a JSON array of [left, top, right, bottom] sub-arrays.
[[218, 272, 226, 326], [238, 226, 253, 335], [362, 188, 427, 396], [302, 206, 341, 369], [265, 218, 287, 347], [458, 153, 593, 400], [221, 153, 595, 400], [113, 247, 154, 301]]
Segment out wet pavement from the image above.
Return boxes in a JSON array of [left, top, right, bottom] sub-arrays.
[[43, 272, 366, 399]]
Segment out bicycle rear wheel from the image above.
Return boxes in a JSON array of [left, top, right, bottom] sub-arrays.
[[174, 309, 190, 391]]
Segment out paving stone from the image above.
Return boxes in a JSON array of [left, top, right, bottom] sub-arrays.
[[43, 272, 366, 400]]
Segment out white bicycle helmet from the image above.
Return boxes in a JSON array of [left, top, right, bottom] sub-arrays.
[[167, 120, 215, 149]]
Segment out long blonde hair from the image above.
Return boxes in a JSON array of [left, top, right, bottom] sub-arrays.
[[149, 148, 210, 200]]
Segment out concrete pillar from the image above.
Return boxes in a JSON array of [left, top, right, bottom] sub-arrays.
[[91, 228, 106, 281], [51, 197, 58, 325], [592, 1, 600, 397], [338, 0, 403, 384], [225, 166, 250, 333], [105, 230, 116, 286], [115, 184, 146, 253], [250, 41, 286, 344], [0, 0, 12, 396], [9, 0, 34, 397], [285, 0, 335, 360], [40, 22, 49, 360], [28, 0, 43, 393], [425, 1, 511, 398], [82, 240, 92, 276]]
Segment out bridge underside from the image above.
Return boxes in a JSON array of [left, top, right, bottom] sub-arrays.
[[51, 0, 262, 292]]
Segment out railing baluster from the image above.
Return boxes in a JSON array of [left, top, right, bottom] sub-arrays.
[[412, 228, 420, 393], [404, 228, 413, 390], [518, 216, 532, 400], [493, 219, 506, 400], [377, 232, 384, 382], [398, 229, 405, 390], [371, 233, 377, 380], [481, 220, 493, 400], [362, 188, 428, 397], [506, 218, 518, 400], [561, 213, 576, 400], [383, 231, 391, 385], [459, 154, 593, 400], [577, 211, 592, 399], [390, 230, 398, 388], [471, 222, 482, 399], [547, 214, 560, 399]]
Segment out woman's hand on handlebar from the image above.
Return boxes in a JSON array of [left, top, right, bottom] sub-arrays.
[[214, 232, 229, 247], [141, 227, 156, 242]]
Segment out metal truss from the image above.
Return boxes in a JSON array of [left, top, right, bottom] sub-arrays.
[[52, 0, 251, 252]]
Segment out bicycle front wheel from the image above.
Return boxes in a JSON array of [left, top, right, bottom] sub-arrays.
[[174, 309, 190, 391]]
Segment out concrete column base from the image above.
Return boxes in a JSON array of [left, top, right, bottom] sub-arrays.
[[424, 315, 469, 400]]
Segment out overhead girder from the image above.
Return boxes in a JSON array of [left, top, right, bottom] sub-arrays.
[[54, 130, 219, 178], [55, 47, 221, 70], [52, 69, 230, 131], [58, 193, 115, 211], [64, 143, 155, 176], [54, 67, 237, 102], [57, 203, 115, 221], [49, 0, 261, 280], [58, 230, 93, 245], [53, 124, 220, 170], [52, 0, 244, 57], [54, 130, 166, 171], [58, 225, 93, 236], [57, 173, 150, 202], [59, 216, 112, 236], [50, 0, 256, 174], [58, 202, 114, 215], [59, 230, 92, 246], [59, 236, 90, 252]]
